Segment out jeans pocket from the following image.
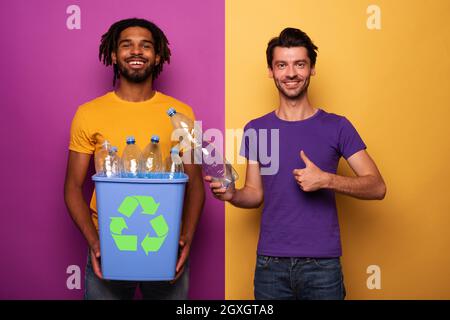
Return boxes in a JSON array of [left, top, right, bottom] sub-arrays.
[[256, 255, 272, 268]]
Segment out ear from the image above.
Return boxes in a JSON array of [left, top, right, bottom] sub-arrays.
[[311, 66, 316, 76], [268, 67, 274, 79], [155, 55, 161, 66], [111, 52, 117, 64]]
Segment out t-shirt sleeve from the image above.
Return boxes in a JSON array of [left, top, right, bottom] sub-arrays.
[[69, 107, 95, 154], [239, 121, 258, 162], [338, 117, 367, 160]]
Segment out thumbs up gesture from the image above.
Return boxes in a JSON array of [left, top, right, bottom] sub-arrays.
[[293, 150, 330, 192]]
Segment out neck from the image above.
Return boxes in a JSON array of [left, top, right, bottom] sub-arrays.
[[276, 92, 317, 121], [115, 78, 155, 102]]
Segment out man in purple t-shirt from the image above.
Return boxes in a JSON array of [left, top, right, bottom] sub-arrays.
[[206, 28, 386, 300]]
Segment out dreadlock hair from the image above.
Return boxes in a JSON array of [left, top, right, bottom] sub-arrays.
[[99, 18, 171, 87], [266, 28, 318, 69]]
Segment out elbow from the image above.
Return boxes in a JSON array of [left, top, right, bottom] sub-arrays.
[[64, 183, 75, 209], [64, 180, 81, 208], [375, 182, 387, 200], [254, 193, 264, 208]]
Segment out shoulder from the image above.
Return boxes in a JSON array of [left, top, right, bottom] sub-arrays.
[[317, 109, 357, 131], [318, 109, 346, 124], [75, 92, 113, 115], [157, 92, 193, 115], [243, 111, 275, 130]]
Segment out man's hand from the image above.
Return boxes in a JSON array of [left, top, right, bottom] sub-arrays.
[[89, 240, 103, 279], [293, 150, 330, 192], [171, 235, 192, 283], [204, 176, 236, 201]]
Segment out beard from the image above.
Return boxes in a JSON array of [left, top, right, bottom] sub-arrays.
[[117, 59, 155, 83], [274, 75, 311, 100]]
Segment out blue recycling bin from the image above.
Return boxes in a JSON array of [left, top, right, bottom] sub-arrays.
[[92, 173, 188, 281]]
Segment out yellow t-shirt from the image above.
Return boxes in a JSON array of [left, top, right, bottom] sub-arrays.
[[69, 91, 195, 229]]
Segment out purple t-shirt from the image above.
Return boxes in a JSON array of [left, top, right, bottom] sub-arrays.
[[240, 109, 366, 257]]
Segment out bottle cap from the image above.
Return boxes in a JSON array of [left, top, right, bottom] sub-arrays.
[[126, 136, 136, 144], [111, 146, 118, 152], [166, 107, 177, 117], [151, 135, 160, 143]]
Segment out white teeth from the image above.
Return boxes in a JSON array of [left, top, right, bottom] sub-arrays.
[[129, 61, 144, 65]]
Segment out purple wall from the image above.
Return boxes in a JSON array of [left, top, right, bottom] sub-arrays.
[[0, 0, 224, 299]]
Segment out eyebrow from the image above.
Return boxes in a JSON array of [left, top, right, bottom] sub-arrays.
[[274, 59, 308, 64], [118, 39, 154, 45]]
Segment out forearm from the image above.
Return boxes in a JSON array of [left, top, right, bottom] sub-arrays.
[[64, 186, 99, 247], [325, 173, 386, 200], [181, 171, 205, 242], [229, 185, 263, 209]]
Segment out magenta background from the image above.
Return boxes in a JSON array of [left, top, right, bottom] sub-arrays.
[[0, 0, 224, 299]]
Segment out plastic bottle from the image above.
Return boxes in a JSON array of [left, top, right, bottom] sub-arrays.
[[167, 107, 238, 187], [105, 146, 121, 177], [140, 135, 163, 176], [94, 140, 111, 176], [166, 107, 202, 150], [121, 136, 141, 178], [201, 140, 237, 188], [165, 147, 184, 179]]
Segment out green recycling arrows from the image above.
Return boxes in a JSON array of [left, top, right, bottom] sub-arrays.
[[110, 217, 128, 234], [142, 215, 169, 255], [117, 196, 160, 217], [109, 195, 169, 255]]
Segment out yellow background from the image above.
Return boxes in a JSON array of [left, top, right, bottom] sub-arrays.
[[226, 0, 450, 299]]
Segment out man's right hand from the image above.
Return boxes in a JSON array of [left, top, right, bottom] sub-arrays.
[[204, 176, 235, 201], [90, 240, 103, 279]]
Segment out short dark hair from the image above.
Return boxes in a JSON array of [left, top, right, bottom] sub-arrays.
[[266, 28, 318, 68], [99, 18, 171, 86]]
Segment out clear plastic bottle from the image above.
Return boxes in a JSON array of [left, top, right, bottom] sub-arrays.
[[121, 136, 141, 178], [167, 107, 238, 187], [167, 107, 202, 150], [94, 140, 111, 176], [140, 135, 163, 176], [105, 146, 121, 177], [165, 147, 184, 179], [201, 140, 237, 188]]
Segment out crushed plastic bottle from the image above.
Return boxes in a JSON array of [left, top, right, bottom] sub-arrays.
[[201, 140, 238, 188], [167, 107, 238, 187]]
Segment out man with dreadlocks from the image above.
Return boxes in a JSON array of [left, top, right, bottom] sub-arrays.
[[64, 18, 205, 300]]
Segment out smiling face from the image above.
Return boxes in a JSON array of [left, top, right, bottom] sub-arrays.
[[111, 26, 161, 83], [269, 46, 315, 100]]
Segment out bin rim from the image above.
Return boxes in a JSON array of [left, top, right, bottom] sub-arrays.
[[92, 173, 189, 184]]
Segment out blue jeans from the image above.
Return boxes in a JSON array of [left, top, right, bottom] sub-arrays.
[[254, 255, 346, 300], [84, 254, 189, 300]]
